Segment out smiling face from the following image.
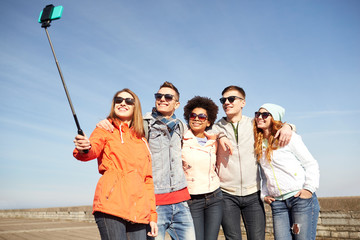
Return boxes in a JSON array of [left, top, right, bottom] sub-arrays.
[[114, 91, 135, 124], [255, 108, 272, 131], [222, 89, 246, 121], [189, 107, 210, 137], [155, 87, 180, 118]]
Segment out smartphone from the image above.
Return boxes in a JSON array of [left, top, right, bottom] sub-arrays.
[[38, 5, 63, 23]]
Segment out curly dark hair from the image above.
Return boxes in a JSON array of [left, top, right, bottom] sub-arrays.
[[183, 96, 218, 128]]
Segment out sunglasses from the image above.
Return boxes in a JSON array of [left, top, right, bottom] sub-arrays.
[[114, 97, 135, 105], [254, 112, 272, 119], [189, 113, 208, 122], [219, 96, 244, 104], [154, 93, 175, 101]]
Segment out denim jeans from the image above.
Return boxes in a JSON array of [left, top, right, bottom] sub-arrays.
[[187, 187, 223, 240], [147, 201, 196, 240], [221, 191, 266, 240], [94, 212, 147, 240], [271, 193, 320, 240]]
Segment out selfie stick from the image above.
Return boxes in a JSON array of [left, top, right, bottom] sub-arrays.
[[39, 5, 88, 152]]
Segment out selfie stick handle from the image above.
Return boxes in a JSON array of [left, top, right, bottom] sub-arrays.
[[44, 25, 88, 152]]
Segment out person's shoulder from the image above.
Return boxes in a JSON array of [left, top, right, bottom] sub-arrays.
[[183, 129, 194, 139], [94, 125, 113, 133], [238, 115, 253, 127], [215, 117, 228, 126], [178, 119, 186, 127], [287, 132, 303, 148], [176, 119, 188, 135], [289, 132, 301, 142], [92, 126, 117, 139], [143, 112, 153, 120], [242, 115, 253, 122]]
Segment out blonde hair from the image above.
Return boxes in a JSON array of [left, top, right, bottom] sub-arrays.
[[253, 118, 283, 162], [107, 88, 144, 138]]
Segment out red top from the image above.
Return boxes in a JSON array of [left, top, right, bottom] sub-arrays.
[[155, 187, 190, 205]]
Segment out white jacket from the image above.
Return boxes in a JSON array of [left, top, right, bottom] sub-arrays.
[[181, 130, 220, 195], [260, 132, 320, 199]]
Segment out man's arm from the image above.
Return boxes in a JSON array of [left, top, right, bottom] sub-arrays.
[[210, 124, 233, 155], [218, 135, 233, 155], [274, 123, 296, 147]]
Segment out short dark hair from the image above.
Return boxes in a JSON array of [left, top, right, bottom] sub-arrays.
[[159, 81, 180, 101], [221, 85, 246, 99], [183, 96, 218, 128]]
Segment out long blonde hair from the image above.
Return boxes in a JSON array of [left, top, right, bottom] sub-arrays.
[[107, 88, 144, 138], [253, 118, 283, 162]]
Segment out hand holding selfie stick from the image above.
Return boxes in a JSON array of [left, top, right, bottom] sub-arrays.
[[39, 4, 88, 153]]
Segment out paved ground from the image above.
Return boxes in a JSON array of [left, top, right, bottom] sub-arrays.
[[0, 218, 100, 240], [0, 218, 228, 240]]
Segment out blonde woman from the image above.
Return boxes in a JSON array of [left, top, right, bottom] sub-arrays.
[[73, 89, 157, 240], [254, 103, 320, 240]]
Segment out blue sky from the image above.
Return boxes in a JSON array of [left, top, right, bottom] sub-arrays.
[[1, 0, 359, 209]]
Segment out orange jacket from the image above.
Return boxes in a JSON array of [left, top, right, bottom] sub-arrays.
[[73, 123, 157, 224]]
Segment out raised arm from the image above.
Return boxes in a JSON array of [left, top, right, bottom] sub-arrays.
[[73, 128, 107, 161], [73, 134, 91, 152]]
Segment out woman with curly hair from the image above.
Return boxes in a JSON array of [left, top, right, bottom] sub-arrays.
[[182, 96, 222, 240], [254, 103, 320, 240]]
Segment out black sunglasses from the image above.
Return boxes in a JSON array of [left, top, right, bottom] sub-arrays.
[[114, 97, 135, 105], [219, 96, 244, 104], [255, 112, 272, 119], [189, 113, 208, 121], [154, 93, 175, 101]]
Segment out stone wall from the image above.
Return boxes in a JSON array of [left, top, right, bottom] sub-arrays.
[[0, 206, 94, 222], [260, 196, 360, 240], [315, 197, 360, 239], [1, 197, 359, 239]]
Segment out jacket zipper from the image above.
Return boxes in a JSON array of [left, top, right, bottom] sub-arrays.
[[208, 152, 212, 191], [105, 124, 123, 200], [238, 144, 242, 195], [188, 145, 212, 191], [269, 162, 283, 198]]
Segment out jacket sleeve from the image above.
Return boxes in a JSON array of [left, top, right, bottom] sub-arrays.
[[73, 127, 107, 162], [143, 143, 157, 223], [259, 165, 269, 201], [289, 133, 320, 193]]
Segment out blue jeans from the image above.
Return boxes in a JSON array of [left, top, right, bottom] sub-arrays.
[[221, 191, 265, 240], [148, 201, 196, 240], [187, 188, 223, 240], [271, 193, 320, 240], [94, 212, 147, 240]]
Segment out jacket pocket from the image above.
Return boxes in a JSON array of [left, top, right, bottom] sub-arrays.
[[149, 131, 163, 151], [94, 171, 121, 205], [105, 175, 119, 200]]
